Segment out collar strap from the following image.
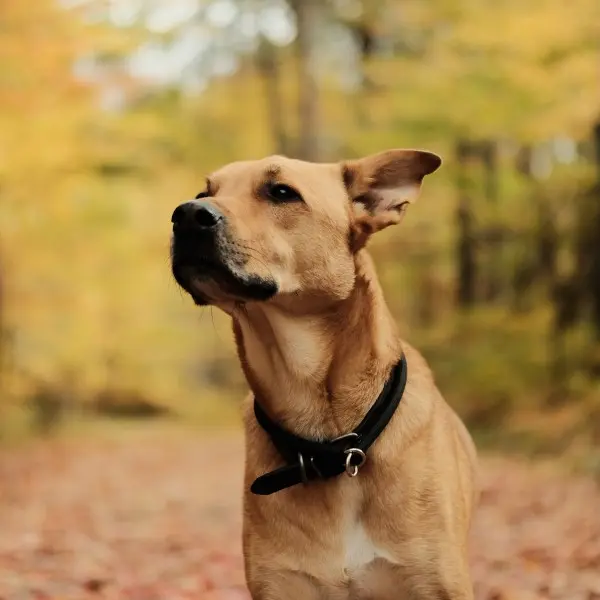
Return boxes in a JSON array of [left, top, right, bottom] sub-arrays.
[[250, 354, 407, 495]]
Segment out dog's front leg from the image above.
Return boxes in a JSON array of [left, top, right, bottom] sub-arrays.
[[353, 557, 474, 600], [409, 576, 475, 600], [247, 569, 346, 600], [402, 561, 475, 600]]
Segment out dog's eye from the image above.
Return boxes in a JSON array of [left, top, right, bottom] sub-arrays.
[[195, 191, 209, 199], [267, 183, 302, 203]]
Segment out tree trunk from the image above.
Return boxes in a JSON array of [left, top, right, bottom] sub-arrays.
[[482, 140, 499, 205], [457, 199, 477, 309], [256, 38, 290, 155], [455, 140, 477, 309], [0, 255, 3, 386], [481, 139, 503, 302], [0, 252, 8, 404], [291, 0, 320, 161], [536, 200, 558, 283], [589, 121, 600, 342]]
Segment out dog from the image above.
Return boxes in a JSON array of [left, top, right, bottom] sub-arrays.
[[170, 149, 478, 599]]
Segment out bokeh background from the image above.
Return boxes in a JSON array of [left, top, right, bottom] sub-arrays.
[[2, 0, 600, 464], [1, 1, 600, 598]]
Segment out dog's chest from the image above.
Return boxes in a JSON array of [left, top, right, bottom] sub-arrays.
[[343, 521, 394, 572]]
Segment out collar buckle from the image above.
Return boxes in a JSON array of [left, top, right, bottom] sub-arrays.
[[298, 452, 308, 483], [331, 432, 359, 444]]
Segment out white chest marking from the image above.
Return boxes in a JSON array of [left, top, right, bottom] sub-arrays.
[[344, 523, 395, 572]]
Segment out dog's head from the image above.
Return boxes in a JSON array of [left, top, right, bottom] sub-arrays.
[[170, 149, 441, 312]]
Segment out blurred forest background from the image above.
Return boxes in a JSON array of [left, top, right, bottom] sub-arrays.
[[1, 0, 599, 469]]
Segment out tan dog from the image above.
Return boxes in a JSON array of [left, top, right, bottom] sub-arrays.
[[170, 149, 478, 600]]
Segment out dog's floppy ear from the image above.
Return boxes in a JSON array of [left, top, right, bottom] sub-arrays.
[[341, 149, 441, 251]]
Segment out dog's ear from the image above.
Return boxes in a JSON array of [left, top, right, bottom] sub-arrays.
[[341, 149, 441, 251]]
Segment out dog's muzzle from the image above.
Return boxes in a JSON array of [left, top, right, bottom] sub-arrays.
[[171, 200, 225, 262], [171, 200, 223, 232], [170, 199, 278, 304]]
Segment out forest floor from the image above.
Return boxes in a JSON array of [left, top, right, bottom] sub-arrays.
[[0, 425, 599, 600]]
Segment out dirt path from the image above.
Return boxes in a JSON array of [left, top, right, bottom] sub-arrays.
[[0, 430, 599, 599]]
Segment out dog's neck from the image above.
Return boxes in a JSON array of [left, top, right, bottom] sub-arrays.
[[232, 251, 401, 439]]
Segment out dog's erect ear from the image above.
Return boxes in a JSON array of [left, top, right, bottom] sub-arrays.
[[341, 149, 441, 251]]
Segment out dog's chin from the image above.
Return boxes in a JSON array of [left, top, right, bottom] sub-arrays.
[[172, 260, 278, 307]]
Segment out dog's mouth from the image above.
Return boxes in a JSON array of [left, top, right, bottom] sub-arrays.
[[171, 242, 277, 306]]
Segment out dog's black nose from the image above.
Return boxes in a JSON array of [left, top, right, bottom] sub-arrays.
[[171, 201, 224, 230]]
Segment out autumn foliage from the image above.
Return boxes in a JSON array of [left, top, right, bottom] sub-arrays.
[[0, 0, 599, 455], [0, 2, 599, 598]]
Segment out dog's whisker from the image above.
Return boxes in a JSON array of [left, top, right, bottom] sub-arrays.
[[235, 244, 273, 275], [209, 306, 226, 346]]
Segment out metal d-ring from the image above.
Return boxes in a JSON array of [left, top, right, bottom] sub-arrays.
[[344, 448, 366, 477]]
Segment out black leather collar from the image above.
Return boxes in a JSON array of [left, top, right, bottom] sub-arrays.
[[250, 354, 408, 495]]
